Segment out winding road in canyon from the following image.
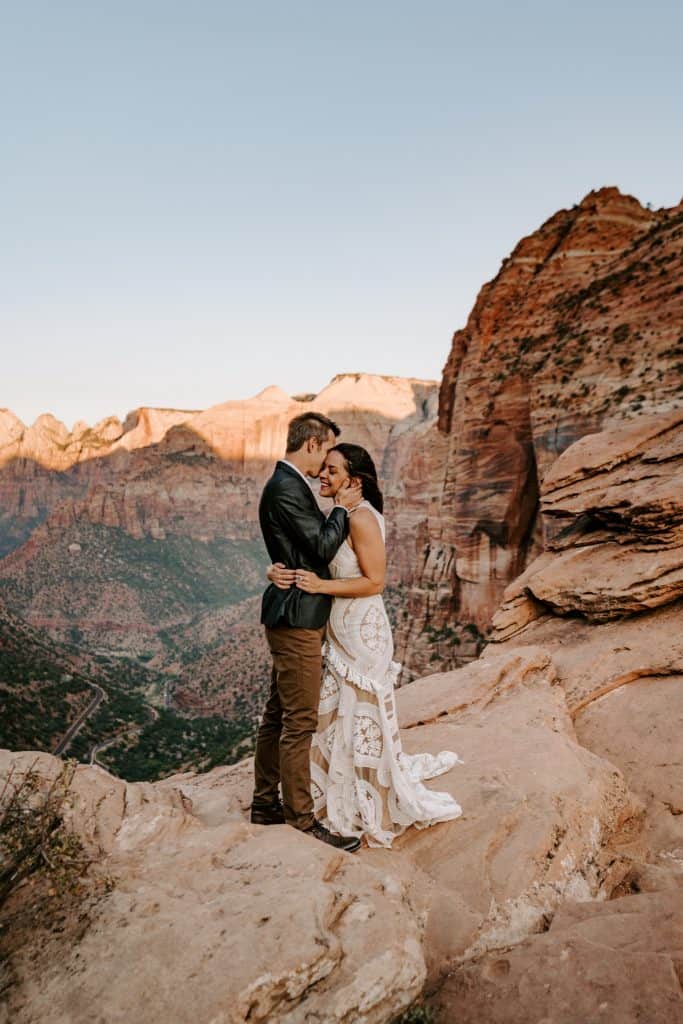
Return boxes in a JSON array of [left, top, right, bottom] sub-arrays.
[[52, 681, 106, 756], [52, 678, 161, 765]]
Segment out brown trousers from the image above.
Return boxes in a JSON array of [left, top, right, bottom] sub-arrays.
[[252, 625, 325, 830]]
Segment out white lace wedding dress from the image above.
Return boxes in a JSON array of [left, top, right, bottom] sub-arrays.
[[310, 500, 463, 847]]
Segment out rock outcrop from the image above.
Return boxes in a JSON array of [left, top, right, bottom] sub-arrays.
[[419, 412, 682, 1023], [531, 412, 683, 617], [491, 409, 683, 638], [394, 188, 683, 678], [430, 891, 683, 1024], [484, 411, 683, 910], [1, 753, 426, 1024]]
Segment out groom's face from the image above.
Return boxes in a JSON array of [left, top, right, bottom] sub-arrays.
[[307, 429, 337, 476]]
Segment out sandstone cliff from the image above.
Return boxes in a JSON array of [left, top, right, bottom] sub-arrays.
[[0, 373, 436, 586], [393, 187, 683, 678], [0, 374, 436, 523], [0, 372, 436, 625]]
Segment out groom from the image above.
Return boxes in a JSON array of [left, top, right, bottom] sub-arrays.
[[251, 411, 362, 851]]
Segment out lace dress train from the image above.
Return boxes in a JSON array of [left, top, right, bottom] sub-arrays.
[[310, 501, 463, 848]]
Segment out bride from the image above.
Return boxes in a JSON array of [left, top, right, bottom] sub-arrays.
[[267, 443, 462, 848]]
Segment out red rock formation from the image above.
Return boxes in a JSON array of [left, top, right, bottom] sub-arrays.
[[394, 187, 683, 678], [490, 409, 683, 639], [0, 374, 437, 537]]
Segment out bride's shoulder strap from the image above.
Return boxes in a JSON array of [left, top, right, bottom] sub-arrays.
[[349, 499, 379, 517], [349, 500, 385, 538]]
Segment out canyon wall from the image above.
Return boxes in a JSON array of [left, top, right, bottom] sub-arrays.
[[0, 373, 436, 545], [393, 187, 683, 678]]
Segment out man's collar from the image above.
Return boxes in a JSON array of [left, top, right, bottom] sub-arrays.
[[278, 459, 313, 490]]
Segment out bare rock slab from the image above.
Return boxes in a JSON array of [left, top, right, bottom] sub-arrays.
[[1, 753, 425, 1024], [363, 649, 640, 971], [429, 890, 683, 1024]]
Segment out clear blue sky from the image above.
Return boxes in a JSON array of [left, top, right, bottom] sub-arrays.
[[2, 1, 682, 429]]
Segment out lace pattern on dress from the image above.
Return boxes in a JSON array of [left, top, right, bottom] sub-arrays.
[[322, 638, 401, 695], [310, 499, 463, 847]]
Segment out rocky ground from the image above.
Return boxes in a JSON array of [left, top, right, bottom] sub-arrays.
[[1, 411, 681, 1022]]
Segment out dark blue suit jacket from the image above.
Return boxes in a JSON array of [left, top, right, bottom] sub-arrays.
[[258, 461, 349, 628]]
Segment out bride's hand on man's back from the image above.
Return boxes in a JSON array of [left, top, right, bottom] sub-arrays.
[[267, 562, 297, 589], [294, 570, 323, 594]]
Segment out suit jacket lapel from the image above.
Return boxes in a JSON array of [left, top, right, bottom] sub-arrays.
[[276, 462, 322, 515]]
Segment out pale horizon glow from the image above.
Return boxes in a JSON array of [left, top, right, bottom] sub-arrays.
[[2, 1, 682, 431]]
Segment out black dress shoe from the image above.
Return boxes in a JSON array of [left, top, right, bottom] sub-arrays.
[[303, 819, 361, 853], [250, 797, 285, 825]]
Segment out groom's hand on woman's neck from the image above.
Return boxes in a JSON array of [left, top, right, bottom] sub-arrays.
[[335, 479, 363, 511]]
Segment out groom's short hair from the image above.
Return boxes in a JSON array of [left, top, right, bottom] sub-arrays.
[[286, 412, 340, 453]]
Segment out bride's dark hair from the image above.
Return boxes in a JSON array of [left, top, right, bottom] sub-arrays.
[[331, 443, 384, 514]]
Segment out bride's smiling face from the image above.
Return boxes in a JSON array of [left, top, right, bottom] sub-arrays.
[[319, 450, 351, 497]]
